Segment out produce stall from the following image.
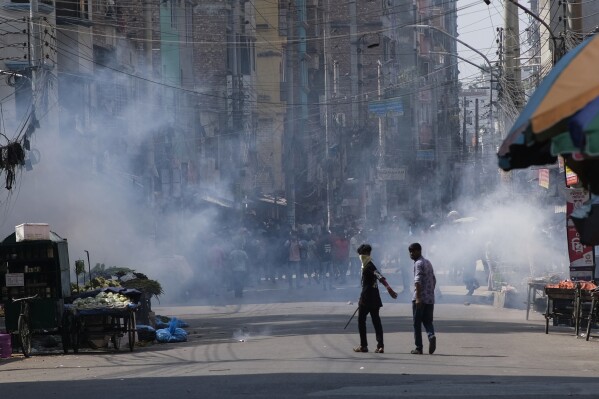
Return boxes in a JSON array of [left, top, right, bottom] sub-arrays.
[[544, 280, 597, 335], [0, 225, 71, 357], [63, 288, 141, 353], [584, 289, 599, 341]]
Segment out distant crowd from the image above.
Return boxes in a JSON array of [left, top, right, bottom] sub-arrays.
[[191, 219, 419, 298]]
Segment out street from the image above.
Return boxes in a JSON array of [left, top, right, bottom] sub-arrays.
[[1, 279, 599, 398]]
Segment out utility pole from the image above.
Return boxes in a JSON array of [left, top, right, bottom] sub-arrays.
[[504, 0, 523, 112], [462, 97, 467, 161], [349, 0, 358, 120], [285, 0, 296, 229], [323, 0, 332, 231], [28, 0, 40, 113], [474, 98, 480, 193]]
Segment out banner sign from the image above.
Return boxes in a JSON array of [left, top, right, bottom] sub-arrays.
[[368, 98, 404, 117], [565, 164, 579, 186], [5, 273, 24, 287], [416, 149, 435, 161], [565, 188, 595, 279], [377, 167, 406, 181]]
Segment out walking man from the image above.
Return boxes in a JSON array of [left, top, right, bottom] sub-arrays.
[[353, 244, 398, 353], [409, 242, 437, 354]]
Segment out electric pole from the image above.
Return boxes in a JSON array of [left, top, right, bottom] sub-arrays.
[[323, 0, 332, 231], [285, 0, 296, 229]]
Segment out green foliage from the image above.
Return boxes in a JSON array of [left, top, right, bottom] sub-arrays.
[[73, 264, 163, 299], [74, 260, 85, 275]]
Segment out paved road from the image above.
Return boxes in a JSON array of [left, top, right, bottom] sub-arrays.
[[1, 280, 598, 398]]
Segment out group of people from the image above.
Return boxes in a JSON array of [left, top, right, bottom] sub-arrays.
[[353, 242, 437, 356]]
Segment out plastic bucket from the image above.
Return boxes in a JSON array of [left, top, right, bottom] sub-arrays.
[[0, 334, 12, 358]]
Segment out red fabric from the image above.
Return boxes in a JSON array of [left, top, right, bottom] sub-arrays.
[[332, 237, 349, 262]]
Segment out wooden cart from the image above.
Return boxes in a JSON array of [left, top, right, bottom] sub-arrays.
[[584, 290, 599, 341], [62, 303, 138, 353], [544, 284, 594, 335]]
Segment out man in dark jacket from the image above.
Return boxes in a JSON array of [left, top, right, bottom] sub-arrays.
[[354, 244, 398, 353]]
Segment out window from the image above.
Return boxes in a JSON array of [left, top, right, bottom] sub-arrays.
[[56, 0, 89, 19], [278, 2, 287, 36]]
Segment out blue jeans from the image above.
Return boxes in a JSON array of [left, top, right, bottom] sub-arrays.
[[412, 301, 435, 350]]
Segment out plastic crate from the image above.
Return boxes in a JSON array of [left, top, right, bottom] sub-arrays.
[[15, 223, 50, 242]]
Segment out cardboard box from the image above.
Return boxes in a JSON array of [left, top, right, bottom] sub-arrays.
[[15, 223, 50, 242]]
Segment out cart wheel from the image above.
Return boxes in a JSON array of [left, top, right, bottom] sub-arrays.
[[127, 313, 136, 352], [18, 313, 32, 357]]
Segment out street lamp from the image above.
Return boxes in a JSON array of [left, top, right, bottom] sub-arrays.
[[84, 250, 91, 282], [428, 51, 496, 135], [408, 25, 492, 193], [406, 24, 495, 72], [483, 0, 560, 65]]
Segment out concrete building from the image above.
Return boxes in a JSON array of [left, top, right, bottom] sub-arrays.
[[0, 0, 58, 143]]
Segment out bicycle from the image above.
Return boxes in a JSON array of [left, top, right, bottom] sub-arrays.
[[11, 294, 38, 357]]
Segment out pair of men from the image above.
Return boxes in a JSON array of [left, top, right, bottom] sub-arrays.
[[353, 242, 436, 355]]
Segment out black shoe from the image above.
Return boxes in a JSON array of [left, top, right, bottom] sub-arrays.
[[353, 346, 368, 353], [429, 335, 436, 354], [375, 347, 384, 353], [410, 348, 423, 355]]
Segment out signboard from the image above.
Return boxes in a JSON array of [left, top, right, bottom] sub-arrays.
[[377, 168, 406, 181], [565, 164, 579, 186], [565, 188, 595, 277], [538, 169, 549, 189], [5, 273, 24, 287], [368, 98, 404, 117], [416, 149, 435, 161]]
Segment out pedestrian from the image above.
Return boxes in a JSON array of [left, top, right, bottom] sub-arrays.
[[285, 232, 303, 288], [316, 231, 334, 290], [409, 242, 437, 355], [229, 244, 249, 298], [348, 229, 362, 283], [332, 228, 349, 284], [353, 243, 398, 354]]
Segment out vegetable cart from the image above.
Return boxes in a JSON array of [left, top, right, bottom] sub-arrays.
[[584, 290, 599, 341], [543, 286, 576, 334], [62, 304, 138, 352], [62, 288, 141, 353], [544, 282, 595, 335]]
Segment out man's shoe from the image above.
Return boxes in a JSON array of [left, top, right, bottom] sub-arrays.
[[353, 346, 368, 353], [429, 335, 436, 354], [374, 347, 384, 353], [410, 348, 423, 355]]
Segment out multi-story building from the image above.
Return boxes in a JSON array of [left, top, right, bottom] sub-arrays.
[[0, 0, 58, 144]]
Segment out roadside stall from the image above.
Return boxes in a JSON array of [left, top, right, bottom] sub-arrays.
[[543, 280, 597, 335], [583, 288, 599, 341], [63, 287, 141, 353], [0, 224, 71, 357]]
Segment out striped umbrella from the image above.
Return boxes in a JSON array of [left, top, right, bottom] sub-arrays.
[[498, 34, 599, 172]]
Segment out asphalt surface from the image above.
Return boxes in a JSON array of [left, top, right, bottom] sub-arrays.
[[1, 277, 599, 398]]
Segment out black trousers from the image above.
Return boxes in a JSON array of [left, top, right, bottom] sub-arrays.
[[358, 305, 383, 349]]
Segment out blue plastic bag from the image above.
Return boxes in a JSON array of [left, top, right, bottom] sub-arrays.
[[155, 317, 188, 343], [155, 316, 189, 329]]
